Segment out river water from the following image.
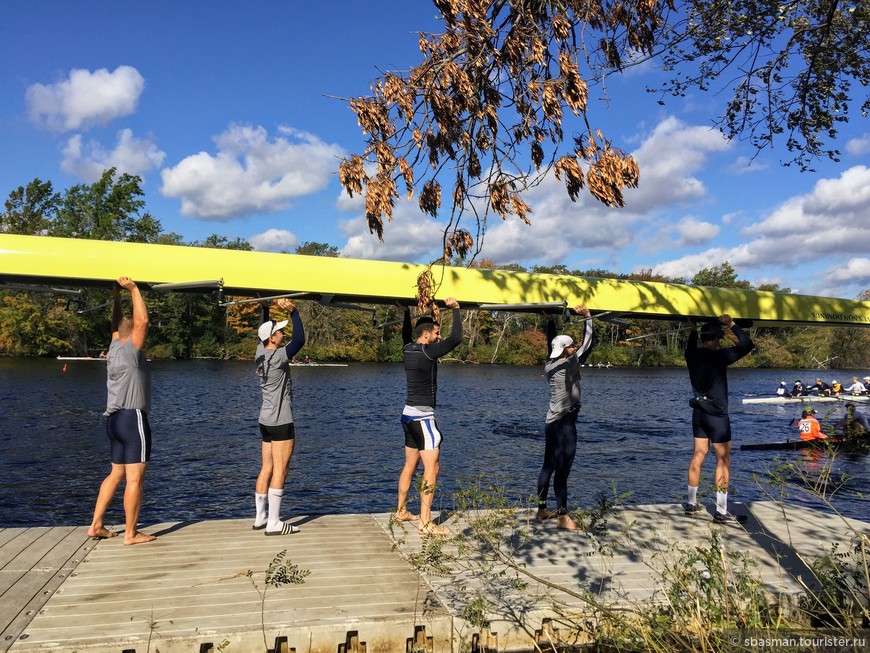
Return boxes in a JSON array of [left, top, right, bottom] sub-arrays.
[[1, 358, 867, 526]]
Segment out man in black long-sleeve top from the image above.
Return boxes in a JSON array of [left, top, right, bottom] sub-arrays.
[[396, 298, 462, 536], [684, 314, 754, 525]]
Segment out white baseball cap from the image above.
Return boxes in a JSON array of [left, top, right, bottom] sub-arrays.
[[258, 319, 288, 342], [550, 335, 575, 358]]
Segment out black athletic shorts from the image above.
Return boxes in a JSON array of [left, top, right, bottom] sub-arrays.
[[692, 409, 732, 444], [259, 422, 295, 442]]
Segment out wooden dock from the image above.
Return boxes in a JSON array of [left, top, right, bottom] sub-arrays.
[[2, 501, 867, 653]]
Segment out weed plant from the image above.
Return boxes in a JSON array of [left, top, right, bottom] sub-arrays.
[[389, 449, 869, 653]]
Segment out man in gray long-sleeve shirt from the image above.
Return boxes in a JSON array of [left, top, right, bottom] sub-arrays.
[[537, 305, 594, 530], [88, 277, 155, 545]]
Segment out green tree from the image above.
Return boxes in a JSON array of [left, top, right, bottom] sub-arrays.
[[50, 168, 161, 242], [198, 234, 253, 250], [691, 261, 751, 289], [654, 0, 869, 170], [296, 241, 339, 257], [1, 179, 60, 235], [0, 293, 78, 356]]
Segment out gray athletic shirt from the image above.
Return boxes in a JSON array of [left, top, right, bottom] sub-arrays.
[[544, 319, 594, 423], [104, 337, 151, 415], [255, 343, 294, 426]]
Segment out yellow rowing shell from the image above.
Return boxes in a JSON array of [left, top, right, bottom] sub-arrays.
[[1, 234, 869, 327]]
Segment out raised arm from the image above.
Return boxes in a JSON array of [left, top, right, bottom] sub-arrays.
[[401, 305, 412, 345], [279, 300, 305, 359], [546, 316, 556, 358], [118, 277, 148, 350], [426, 298, 462, 357], [571, 305, 594, 364], [719, 314, 754, 363], [110, 282, 122, 337]]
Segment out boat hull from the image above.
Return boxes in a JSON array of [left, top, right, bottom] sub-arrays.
[[3, 235, 870, 325]]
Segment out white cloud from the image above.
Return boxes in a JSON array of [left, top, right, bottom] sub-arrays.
[[627, 116, 732, 211], [727, 155, 768, 175], [650, 165, 870, 296], [338, 197, 446, 262], [824, 258, 870, 286], [845, 134, 870, 156], [26, 66, 144, 132], [470, 116, 732, 265], [160, 124, 344, 221], [248, 228, 298, 252], [60, 129, 165, 182], [673, 216, 720, 247]]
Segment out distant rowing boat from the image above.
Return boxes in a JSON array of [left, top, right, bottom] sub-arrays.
[[741, 433, 870, 451], [57, 356, 104, 361], [289, 362, 348, 367], [742, 395, 870, 405]]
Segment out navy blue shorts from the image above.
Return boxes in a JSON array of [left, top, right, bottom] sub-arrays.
[[259, 422, 295, 442], [106, 409, 151, 464], [692, 409, 732, 444]]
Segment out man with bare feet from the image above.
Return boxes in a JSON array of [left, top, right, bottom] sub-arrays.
[[397, 299, 462, 536], [88, 277, 155, 546], [536, 305, 595, 531]]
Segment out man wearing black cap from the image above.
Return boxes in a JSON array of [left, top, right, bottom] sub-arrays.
[[397, 298, 462, 536], [684, 314, 754, 524]]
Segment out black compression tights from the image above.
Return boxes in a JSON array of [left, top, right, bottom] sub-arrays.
[[537, 411, 578, 512]]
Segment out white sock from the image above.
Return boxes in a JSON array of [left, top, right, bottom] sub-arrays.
[[267, 488, 284, 529], [716, 491, 728, 515], [687, 486, 698, 506], [255, 492, 267, 524]]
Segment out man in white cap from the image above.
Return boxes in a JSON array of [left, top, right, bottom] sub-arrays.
[[253, 297, 305, 535], [536, 304, 595, 530]]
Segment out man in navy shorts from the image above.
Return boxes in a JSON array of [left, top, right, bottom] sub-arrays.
[[88, 277, 155, 545]]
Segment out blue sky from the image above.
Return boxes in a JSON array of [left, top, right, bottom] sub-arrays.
[[2, 1, 869, 300]]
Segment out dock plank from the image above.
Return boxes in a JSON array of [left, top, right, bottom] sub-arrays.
[[11, 515, 451, 653], [4, 503, 868, 653], [0, 527, 92, 653]]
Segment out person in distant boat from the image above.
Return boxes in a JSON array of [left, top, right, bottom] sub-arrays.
[[830, 380, 843, 395], [843, 377, 867, 395], [98, 350, 107, 360], [790, 380, 806, 397], [536, 305, 595, 531], [797, 407, 826, 442], [835, 403, 870, 438], [684, 315, 755, 525], [396, 298, 462, 537], [87, 277, 155, 546], [303, 355, 312, 364], [253, 298, 306, 536], [775, 381, 787, 397], [807, 378, 831, 396]]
